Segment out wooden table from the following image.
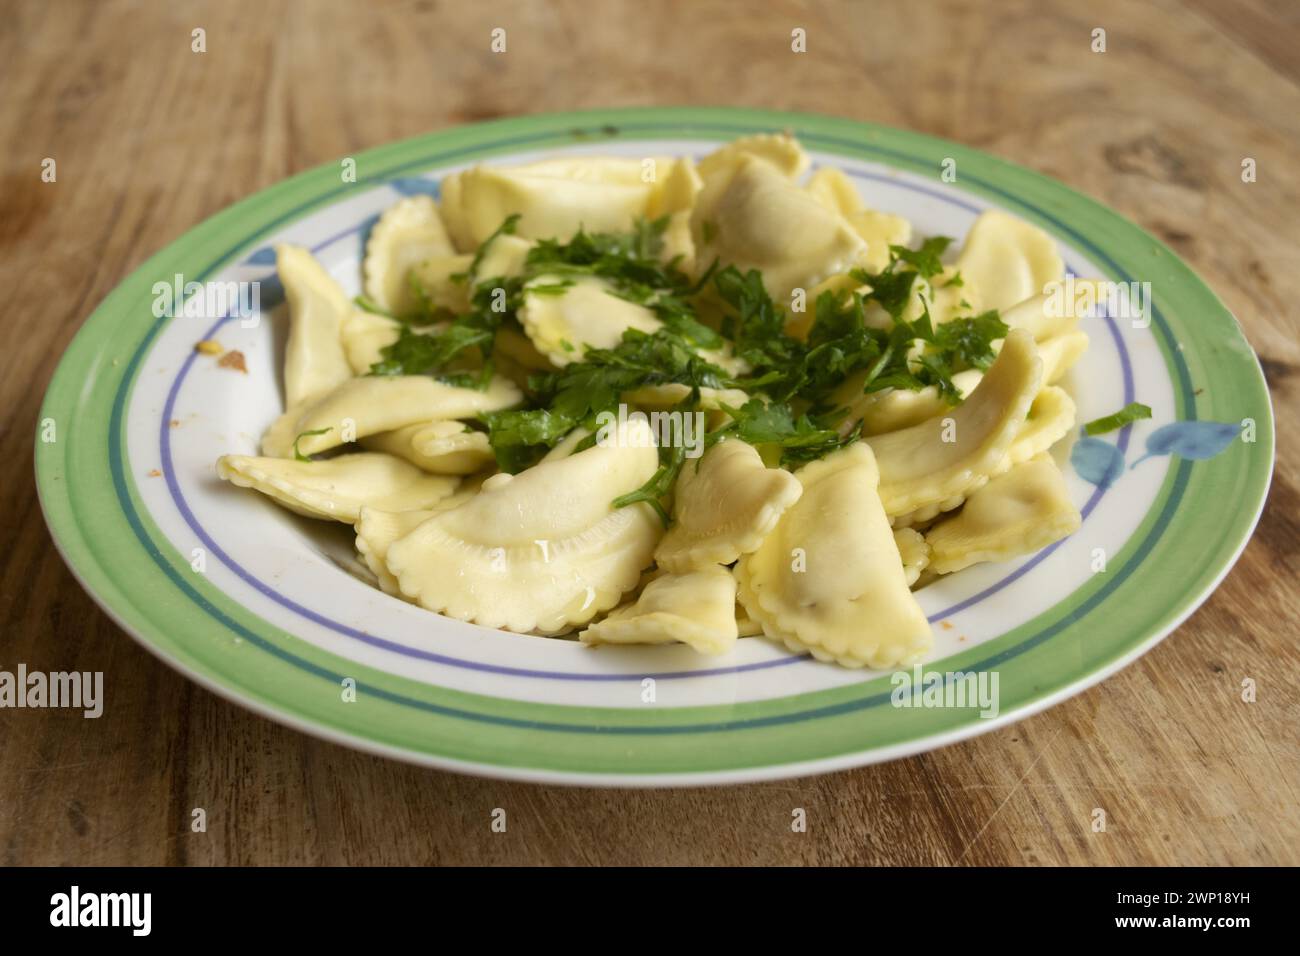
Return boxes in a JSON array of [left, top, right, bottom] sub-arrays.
[[2, 0, 1296, 866]]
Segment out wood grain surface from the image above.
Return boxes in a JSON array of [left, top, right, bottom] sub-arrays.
[[1, 0, 1296, 866]]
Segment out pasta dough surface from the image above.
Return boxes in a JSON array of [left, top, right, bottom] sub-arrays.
[[736, 443, 933, 669]]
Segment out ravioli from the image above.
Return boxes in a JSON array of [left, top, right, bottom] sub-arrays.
[[954, 210, 1064, 312], [355, 479, 485, 595], [363, 196, 456, 315], [697, 133, 810, 181], [805, 167, 913, 273], [1007, 386, 1075, 467], [692, 156, 867, 302], [519, 275, 662, 365], [893, 527, 932, 587], [865, 328, 1043, 524], [735, 597, 764, 637], [340, 309, 405, 375], [1000, 279, 1100, 341], [540, 427, 593, 462], [580, 567, 739, 655], [276, 245, 355, 408], [470, 234, 534, 285], [355, 507, 437, 596], [440, 157, 664, 250], [735, 443, 932, 669], [384, 418, 663, 634], [494, 325, 554, 373], [217, 453, 458, 524], [1039, 330, 1089, 385], [360, 420, 494, 475], [646, 157, 703, 268], [622, 383, 751, 416], [409, 254, 474, 312], [835, 368, 984, 437], [925, 455, 1081, 574], [655, 438, 802, 573], [261, 374, 522, 458]]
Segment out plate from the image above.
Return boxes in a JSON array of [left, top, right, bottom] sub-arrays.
[[36, 107, 1274, 785]]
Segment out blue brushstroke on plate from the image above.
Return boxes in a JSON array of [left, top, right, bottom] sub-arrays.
[[387, 177, 441, 198], [1130, 421, 1240, 469], [1071, 436, 1125, 488], [244, 246, 277, 267]]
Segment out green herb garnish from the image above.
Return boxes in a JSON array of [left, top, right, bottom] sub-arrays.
[[292, 428, 332, 462], [1083, 402, 1152, 435]]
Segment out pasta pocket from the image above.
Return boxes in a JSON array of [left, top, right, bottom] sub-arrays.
[[696, 133, 810, 181], [440, 157, 670, 250], [580, 567, 739, 655], [261, 374, 521, 458], [340, 310, 405, 375], [835, 368, 984, 437], [955, 210, 1064, 313], [736, 443, 932, 669], [277, 245, 355, 408], [805, 167, 913, 273], [1000, 280, 1099, 341], [355, 507, 437, 596], [893, 527, 932, 587], [519, 275, 662, 366], [692, 156, 867, 302], [1007, 386, 1076, 468], [866, 328, 1044, 525], [1039, 331, 1090, 385], [409, 254, 474, 312], [925, 455, 1081, 574], [655, 438, 802, 573], [359, 420, 494, 475], [363, 195, 455, 315], [217, 453, 458, 524], [356, 479, 486, 595], [384, 418, 663, 635]]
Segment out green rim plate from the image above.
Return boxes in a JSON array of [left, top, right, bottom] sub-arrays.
[[35, 107, 1273, 785]]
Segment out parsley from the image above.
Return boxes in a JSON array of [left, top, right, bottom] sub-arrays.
[[713, 266, 805, 399], [889, 236, 952, 279], [375, 220, 1010, 485], [1083, 402, 1152, 435], [526, 280, 576, 296], [931, 310, 1009, 372], [292, 428, 332, 462], [612, 443, 685, 527], [801, 291, 884, 400], [712, 399, 861, 468], [850, 236, 951, 320], [368, 320, 496, 379], [353, 294, 398, 318], [483, 327, 730, 472]]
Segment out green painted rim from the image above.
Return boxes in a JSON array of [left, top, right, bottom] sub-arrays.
[[35, 107, 1274, 783]]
